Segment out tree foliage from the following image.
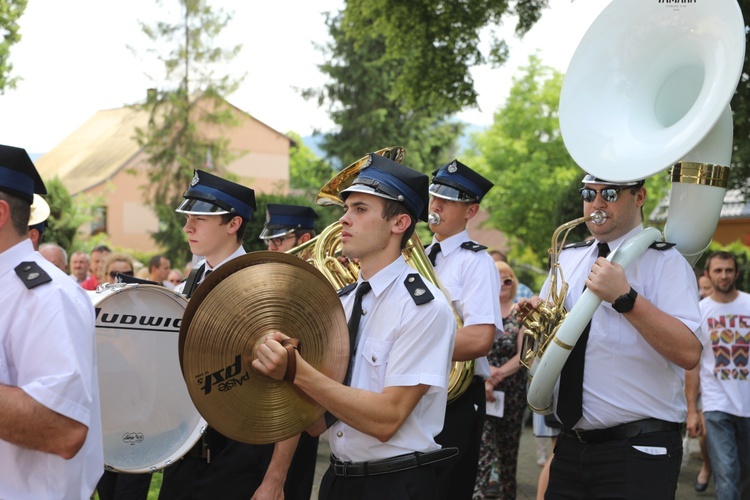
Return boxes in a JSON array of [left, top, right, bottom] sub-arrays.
[[39, 177, 92, 252], [465, 56, 583, 269], [729, 0, 750, 194], [0, 0, 26, 93], [287, 131, 336, 195], [133, 0, 243, 266], [339, 0, 548, 115], [304, 9, 464, 174]]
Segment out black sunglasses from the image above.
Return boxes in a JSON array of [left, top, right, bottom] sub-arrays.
[[502, 278, 514, 287], [110, 270, 134, 278], [579, 186, 628, 203]]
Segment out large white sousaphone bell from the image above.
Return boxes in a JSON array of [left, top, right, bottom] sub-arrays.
[[526, 0, 746, 413]]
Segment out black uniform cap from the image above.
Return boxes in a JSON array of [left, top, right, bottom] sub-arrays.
[[0, 144, 47, 204]]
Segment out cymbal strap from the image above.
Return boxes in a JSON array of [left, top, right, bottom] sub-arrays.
[[282, 338, 300, 382]]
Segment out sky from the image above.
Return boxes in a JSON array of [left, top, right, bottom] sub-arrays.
[[0, 0, 609, 154]]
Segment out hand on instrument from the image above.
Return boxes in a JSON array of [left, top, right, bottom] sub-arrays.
[[513, 296, 544, 322], [585, 258, 630, 303], [252, 331, 291, 381]]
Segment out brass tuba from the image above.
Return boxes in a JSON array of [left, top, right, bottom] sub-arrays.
[[521, 0, 745, 413], [288, 147, 475, 403]]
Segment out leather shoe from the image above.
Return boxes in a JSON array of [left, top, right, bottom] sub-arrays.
[[694, 475, 709, 492]]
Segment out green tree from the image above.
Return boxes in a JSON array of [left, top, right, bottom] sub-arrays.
[[339, 0, 548, 115], [287, 131, 335, 194], [465, 56, 582, 270], [304, 10, 463, 174], [0, 0, 26, 93], [133, 0, 242, 266], [39, 178, 93, 252], [729, 0, 750, 194]]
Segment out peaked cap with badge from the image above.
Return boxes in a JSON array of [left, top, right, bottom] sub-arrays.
[[259, 204, 319, 240], [0, 144, 47, 204], [176, 169, 256, 220], [581, 173, 645, 188], [429, 159, 494, 203], [340, 153, 430, 222]]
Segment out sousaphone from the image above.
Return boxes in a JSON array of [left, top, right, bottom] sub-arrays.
[[523, 0, 745, 413]]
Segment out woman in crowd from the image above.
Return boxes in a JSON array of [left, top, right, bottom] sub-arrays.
[[474, 261, 527, 499], [102, 253, 135, 285]]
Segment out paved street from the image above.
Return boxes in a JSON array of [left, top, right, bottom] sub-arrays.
[[310, 422, 716, 499]]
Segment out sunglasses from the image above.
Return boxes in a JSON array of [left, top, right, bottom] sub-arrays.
[[502, 278, 514, 287], [110, 270, 134, 278], [579, 186, 628, 203]]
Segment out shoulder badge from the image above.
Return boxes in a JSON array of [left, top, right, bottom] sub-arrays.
[[649, 241, 676, 251], [337, 282, 357, 297], [403, 273, 435, 305], [562, 239, 595, 250], [460, 241, 487, 252], [14, 261, 52, 289]]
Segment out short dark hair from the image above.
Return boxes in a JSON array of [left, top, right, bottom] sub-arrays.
[[381, 199, 416, 250], [705, 251, 738, 272], [219, 213, 248, 243], [0, 191, 31, 237], [92, 244, 111, 254], [149, 254, 167, 271]]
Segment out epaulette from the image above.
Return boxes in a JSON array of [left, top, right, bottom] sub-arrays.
[[15, 261, 52, 289], [337, 282, 357, 297], [460, 241, 487, 252], [403, 273, 434, 305], [649, 241, 676, 251], [562, 239, 595, 250]]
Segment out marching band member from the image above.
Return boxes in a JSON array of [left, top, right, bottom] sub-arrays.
[[253, 154, 457, 499]]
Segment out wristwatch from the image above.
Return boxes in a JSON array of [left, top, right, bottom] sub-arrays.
[[612, 287, 638, 313]]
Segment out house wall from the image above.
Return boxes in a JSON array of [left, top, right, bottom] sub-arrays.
[[714, 219, 750, 246]]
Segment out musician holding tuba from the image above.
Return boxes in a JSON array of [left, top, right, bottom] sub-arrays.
[[253, 153, 458, 500], [424, 160, 503, 500], [516, 174, 702, 499]]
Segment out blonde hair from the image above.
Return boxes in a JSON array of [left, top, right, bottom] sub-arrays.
[[494, 260, 517, 299]]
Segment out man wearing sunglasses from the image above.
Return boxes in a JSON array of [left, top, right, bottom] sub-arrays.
[[517, 173, 702, 499], [425, 159, 503, 500]]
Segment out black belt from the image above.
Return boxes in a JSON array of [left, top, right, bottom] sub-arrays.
[[330, 447, 458, 477], [562, 418, 680, 444]]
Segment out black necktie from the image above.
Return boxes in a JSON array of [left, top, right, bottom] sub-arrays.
[[428, 243, 441, 267], [343, 281, 371, 386], [557, 242, 610, 429]]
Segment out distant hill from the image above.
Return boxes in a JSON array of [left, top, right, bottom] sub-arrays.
[[301, 122, 488, 160]]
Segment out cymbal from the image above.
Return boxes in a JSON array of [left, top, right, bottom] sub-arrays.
[[179, 251, 348, 444]]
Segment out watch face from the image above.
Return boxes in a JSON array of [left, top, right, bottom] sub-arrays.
[[613, 288, 636, 313]]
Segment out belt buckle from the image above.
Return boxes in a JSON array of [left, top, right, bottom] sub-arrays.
[[572, 429, 587, 443]]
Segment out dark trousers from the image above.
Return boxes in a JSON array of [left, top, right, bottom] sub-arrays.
[[433, 376, 486, 500], [546, 428, 683, 499], [97, 470, 152, 500], [158, 436, 274, 500], [319, 463, 437, 500], [285, 432, 319, 500]]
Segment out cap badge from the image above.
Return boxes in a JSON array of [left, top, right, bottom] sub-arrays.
[[447, 161, 458, 174], [190, 172, 200, 187]]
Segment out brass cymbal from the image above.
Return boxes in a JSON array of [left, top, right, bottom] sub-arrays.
[[179, 251, 348, 444]]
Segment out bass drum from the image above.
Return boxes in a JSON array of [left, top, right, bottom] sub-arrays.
[[89, 284, 206, 473]]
